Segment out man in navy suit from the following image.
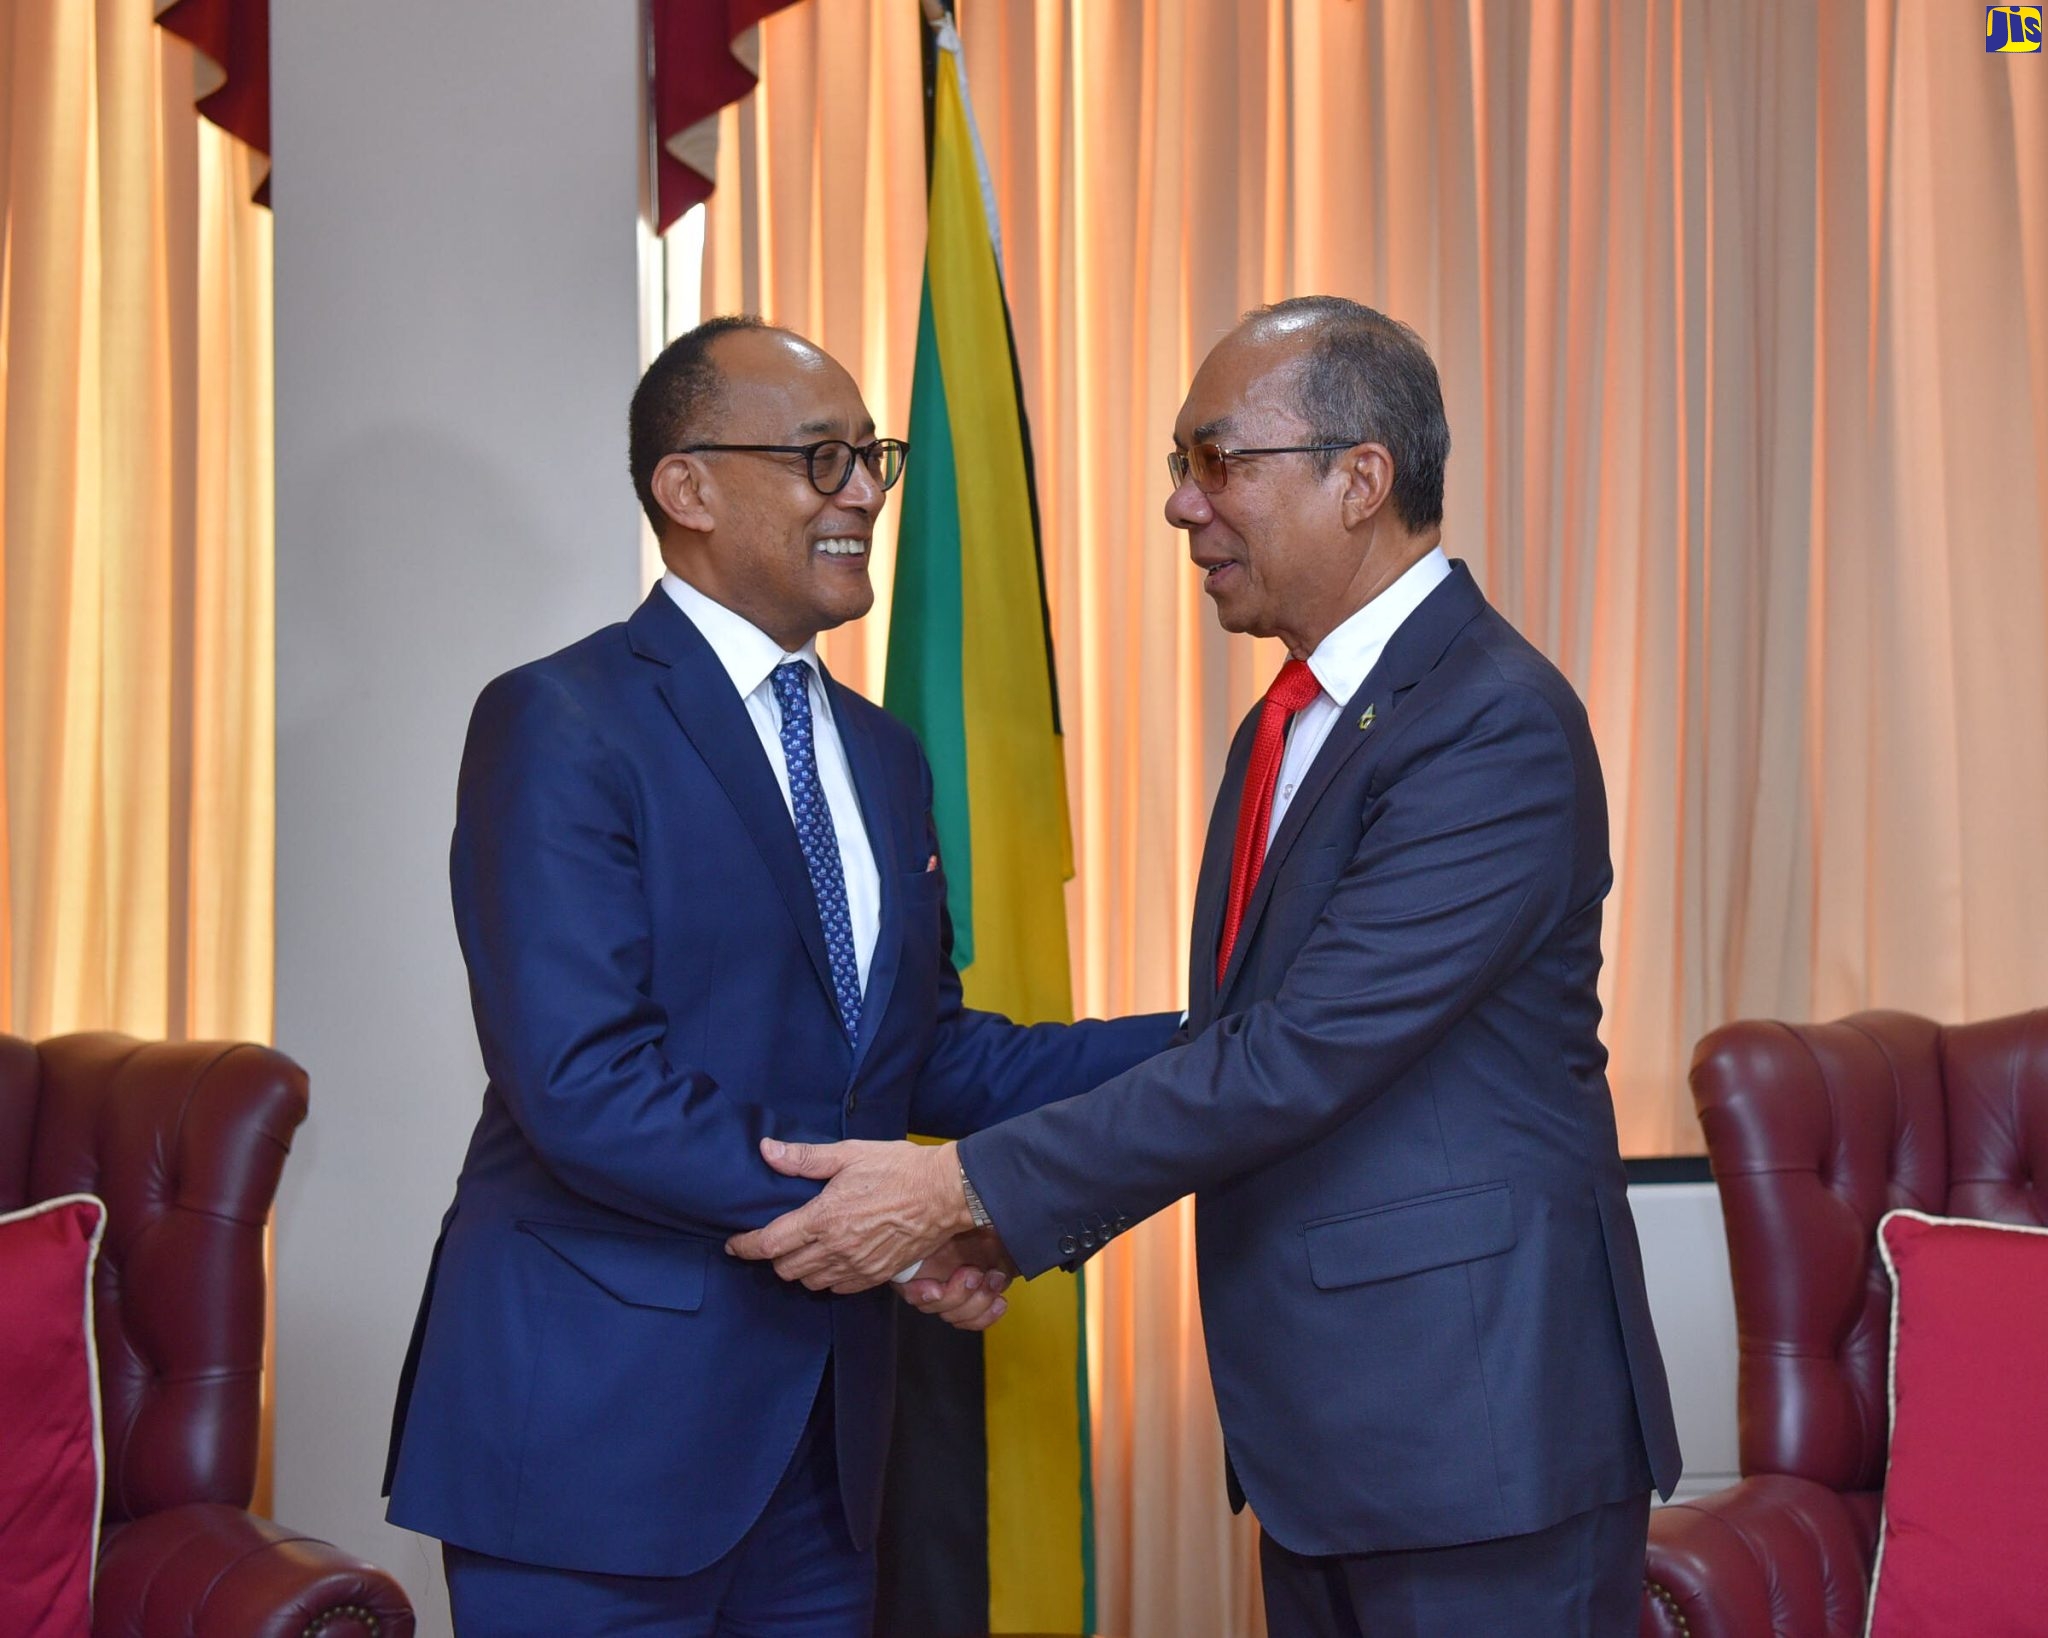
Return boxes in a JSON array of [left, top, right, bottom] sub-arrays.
[[382, 316, 1174, 1636], [731, 298, 1683, 1636]]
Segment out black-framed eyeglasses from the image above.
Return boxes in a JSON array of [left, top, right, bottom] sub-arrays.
[[1166, 440, 1363, 495], [674, 438, 910, 496]]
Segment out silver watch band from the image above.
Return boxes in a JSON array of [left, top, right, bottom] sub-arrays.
[[961, 1167, 993, 1230]]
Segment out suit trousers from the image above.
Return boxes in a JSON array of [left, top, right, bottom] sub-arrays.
[[443, 1366, 873, 1638], [1258, 1493, 1652, 1638]]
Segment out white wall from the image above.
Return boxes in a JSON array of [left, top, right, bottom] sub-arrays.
[[1629, 1181, 1741, 1499], [269, 4, 645, 1631]]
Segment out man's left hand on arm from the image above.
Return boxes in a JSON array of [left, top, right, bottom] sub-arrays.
[[724, 1137, 977, 1293]]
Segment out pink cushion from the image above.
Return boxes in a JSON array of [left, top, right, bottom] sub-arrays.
[[0, 1195, 107, 1638], [1868, 1209, 2048, 1637]]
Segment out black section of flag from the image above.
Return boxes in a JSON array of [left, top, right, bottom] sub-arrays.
[[873, 1304, 988, 1637]]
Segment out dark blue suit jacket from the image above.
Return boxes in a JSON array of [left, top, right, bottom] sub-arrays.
[[961, 563, 1682, 1557], [383, 585, 1172, 1577]]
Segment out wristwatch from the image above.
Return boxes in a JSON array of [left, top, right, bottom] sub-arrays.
[[960, 1163, 994, 1230]]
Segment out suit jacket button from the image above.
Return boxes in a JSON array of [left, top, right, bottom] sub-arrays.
[[1058, 1234, 1078, 1257], [846, 1091, 859, 1116]]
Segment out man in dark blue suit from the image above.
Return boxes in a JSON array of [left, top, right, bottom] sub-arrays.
[[382, 316, 1174, 1636], [731, 298, 1683, 1636]]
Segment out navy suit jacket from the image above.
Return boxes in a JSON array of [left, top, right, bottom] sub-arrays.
[[961, 563, 1683, 1557], [383, 585, 1172, 1577]]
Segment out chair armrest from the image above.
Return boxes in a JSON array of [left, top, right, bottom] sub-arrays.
[[95, 1502, 415, 1638], [1641, 1476, 1878, 1637]]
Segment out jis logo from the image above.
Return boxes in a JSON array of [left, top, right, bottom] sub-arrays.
[[1987, 6, 2043, 51]]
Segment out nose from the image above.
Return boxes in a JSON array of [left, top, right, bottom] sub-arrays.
[[836, 455, 884, 519], [1164, 475, 1210, 531]]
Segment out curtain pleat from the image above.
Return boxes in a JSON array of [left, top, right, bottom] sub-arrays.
[[1, 0, 273, 1046]]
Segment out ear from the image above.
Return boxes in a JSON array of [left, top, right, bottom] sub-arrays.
[[1338, 443, 1395, 531], [652, 452, 715, 536]]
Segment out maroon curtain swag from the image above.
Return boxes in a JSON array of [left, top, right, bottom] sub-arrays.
[[651, 0, 802, 231], [155, 0, 271, 204], [150, 1, 799, 223]]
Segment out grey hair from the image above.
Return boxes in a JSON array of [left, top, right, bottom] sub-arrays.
[[1246, 296, 1449, 531]]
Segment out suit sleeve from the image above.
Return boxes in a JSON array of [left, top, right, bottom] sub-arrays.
[[450, 668, 820, 1236], [958, 683, 1583, 1275], [903, 749, 1180, 1139]]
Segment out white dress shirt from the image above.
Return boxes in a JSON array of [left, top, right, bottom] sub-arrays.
[[1268, 547, 1453, 843], [662, 573, 881, 991]]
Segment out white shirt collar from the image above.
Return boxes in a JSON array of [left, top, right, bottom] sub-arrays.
[[1302, 546, 1453, 707], [662, 572, 822, 700]]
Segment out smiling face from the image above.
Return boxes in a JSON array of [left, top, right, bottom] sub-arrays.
[[1166, 317, 1421, 657], [649, 327, 883, 652]]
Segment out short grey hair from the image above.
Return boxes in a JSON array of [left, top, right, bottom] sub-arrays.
[[1247, 296, 1450, 531]]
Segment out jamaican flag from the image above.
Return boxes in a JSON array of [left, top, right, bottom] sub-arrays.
[[874, 8, 1090, 1635]]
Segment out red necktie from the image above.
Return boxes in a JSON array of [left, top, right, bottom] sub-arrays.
[[1217, 658, 1324, 986]]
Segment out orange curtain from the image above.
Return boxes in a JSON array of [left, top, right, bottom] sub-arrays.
[[700, 0, 929, 697], [702, 2, 2048, 1631], [0, 0, 274, 1046]]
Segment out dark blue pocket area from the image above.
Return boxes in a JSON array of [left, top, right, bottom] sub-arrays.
[[1303, 1182, 1516, 1289], [516, 1219, 708, 1311]]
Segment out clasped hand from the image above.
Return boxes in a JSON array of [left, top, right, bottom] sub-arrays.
[[725, 1139, 1018, 1331]]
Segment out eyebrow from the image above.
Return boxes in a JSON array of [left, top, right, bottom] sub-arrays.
[[1187, 415, 1235, 445], [794, 417, 878, 440]]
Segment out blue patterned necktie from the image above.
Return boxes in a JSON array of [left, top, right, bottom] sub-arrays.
[[770, 661, 862, 1039]]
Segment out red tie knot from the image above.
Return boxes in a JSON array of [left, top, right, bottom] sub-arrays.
[[1265, 657, 1322, 716]]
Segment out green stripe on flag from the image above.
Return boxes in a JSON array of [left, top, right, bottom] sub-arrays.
[[886, 273, 974, 967]]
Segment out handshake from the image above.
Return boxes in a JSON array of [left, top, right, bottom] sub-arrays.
[[726, 1137, 1020, 1332]]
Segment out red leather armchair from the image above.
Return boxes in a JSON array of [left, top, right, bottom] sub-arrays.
[[1642, 1009, 2048, 1637], [0, 1032, 415, 1638]]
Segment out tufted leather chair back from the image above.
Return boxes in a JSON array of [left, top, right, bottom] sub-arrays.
[[1691, 1008, 2048, 1493], [0, 1034, 36, 1206], [0, 1032, 308, 1525], [1940, 1012, 2048, 1227]]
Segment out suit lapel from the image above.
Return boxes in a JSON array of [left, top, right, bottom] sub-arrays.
[[1212, 563, 1489, 1009], [628, 588, 843, 1024], [826, 670, 902, 1074]]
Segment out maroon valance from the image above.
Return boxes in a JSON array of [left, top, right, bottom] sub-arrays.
[[651, 0, 803, 232], [149, 0, 795, 221], [155, 0, 271, 204]]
